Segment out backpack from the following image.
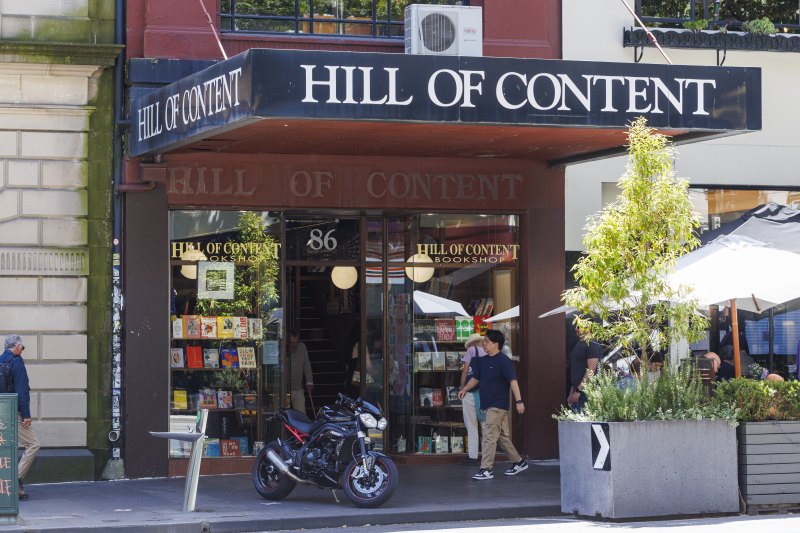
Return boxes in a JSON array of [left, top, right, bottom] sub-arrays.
[[0, 354, 14, 393]]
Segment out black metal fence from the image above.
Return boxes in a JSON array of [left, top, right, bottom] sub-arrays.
[[219, 0, 465, 37], [635, 0, 800, 33]]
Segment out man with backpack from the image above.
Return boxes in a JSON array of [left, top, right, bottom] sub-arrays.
[[1, 335, 39, 499]]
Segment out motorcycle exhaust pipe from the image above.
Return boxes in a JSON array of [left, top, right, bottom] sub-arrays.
[[266, 449, 315, 485]]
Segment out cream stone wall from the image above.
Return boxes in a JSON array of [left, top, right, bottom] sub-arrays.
[[0, 63, 101, 447]]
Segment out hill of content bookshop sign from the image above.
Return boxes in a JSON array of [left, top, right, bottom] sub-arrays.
[[129, 49, 761, 157]]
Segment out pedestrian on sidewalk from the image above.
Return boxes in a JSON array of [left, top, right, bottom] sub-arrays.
[[1, 335, 39, 499], [458, 329, 527, 480], [459, 333, 485, 465]]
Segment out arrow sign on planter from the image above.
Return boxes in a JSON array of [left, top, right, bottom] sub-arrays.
[[591, 423, 611, 471]]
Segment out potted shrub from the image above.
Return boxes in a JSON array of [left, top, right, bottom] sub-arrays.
[[713, 378, 800, 512], [555, 118, 740, 519]]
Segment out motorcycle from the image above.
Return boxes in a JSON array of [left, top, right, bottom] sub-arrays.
[[252, 393, 399, 508]]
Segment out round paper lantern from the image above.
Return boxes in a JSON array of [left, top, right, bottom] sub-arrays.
[[331, 266, 358, 289], [405, 253, 435, 283]]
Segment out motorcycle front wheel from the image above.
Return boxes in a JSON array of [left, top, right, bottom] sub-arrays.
[[252, 441, 297, 501], [342, 455, 399, 508]]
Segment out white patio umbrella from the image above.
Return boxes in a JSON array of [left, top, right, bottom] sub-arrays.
[[667, 235, 800, 377], [412, 290, 469, 316]]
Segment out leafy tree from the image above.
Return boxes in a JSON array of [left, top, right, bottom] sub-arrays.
[[196, 212, 279, 319], [563, 117, 707, 362]]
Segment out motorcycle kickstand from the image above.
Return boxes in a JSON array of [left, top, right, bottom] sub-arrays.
[[330, 489, 340, 503]]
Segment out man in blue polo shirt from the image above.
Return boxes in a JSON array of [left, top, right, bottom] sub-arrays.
[[458, 329, 526, 480]]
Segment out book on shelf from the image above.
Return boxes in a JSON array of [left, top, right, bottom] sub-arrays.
[[483, 298, 494, 317], [434, 435, 449, 454], [248, 318, 263, 340], [186, 346, 203, 369], [413, 319, 436, 337], [172, 319, 184, 339], [431, 388, 444, 407], [183, 315, 202, 339], [474, 315, 491, 335], [172, 389, 188, 410], [170, 348, 185, 368], [455, 316, 474, 342], [201, 316, 218, 338], [220, 439, 240, 457], [238, 346, 257, 369], [217, 389, 234, 409], [431, 351, 446, 371], [450, 436, 465, 454], [220, 347, 239, 368], [203, 348, 220, 368], [234, 317, 249, 339], [415, 352, 432, 372], [445, 351, 461, 371], [419, 387, 434, 407], [435, 319, 456, 342], [199, 389, 217, 409], [252, 441, 265, 456], [446, 386, 462, 407], [203, 438, 221, 457], [417, 436, 432, 454], [217, 316, 236, 338]]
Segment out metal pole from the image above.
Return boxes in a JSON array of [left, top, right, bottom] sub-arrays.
[[183, 409, 209, 512], [731, 301, 742, 378]]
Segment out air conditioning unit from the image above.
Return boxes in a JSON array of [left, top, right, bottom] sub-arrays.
[[405, 4, 483, 57]]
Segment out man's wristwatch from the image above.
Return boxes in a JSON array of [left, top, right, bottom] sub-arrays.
[[516, 399, 524, 404]]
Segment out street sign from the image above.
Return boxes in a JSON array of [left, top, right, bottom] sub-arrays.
[[591, 423, 610, 471]]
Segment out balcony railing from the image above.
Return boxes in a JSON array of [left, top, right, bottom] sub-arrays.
[[635, 0, 800, 33]]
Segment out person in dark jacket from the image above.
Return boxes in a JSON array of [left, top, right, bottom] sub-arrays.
[[1, 335, 39, 499]]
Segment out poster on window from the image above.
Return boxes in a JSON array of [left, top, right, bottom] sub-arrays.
[[197, 261, 235, 300]]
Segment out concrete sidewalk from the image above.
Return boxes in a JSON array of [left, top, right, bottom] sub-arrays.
[[0, 461, 561, 532]]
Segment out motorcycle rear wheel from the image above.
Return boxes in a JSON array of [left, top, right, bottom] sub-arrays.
[[342, 455, 398, 508], [252, 441, 296, 501]]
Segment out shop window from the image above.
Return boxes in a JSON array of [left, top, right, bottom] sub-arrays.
[[219, 0, 461, 37], [169, 210, 282, 459]]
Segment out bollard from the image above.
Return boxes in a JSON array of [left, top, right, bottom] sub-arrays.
[[150, 408, 209, 512]]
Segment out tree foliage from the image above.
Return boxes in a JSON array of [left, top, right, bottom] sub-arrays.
[[563, 117, 707, 360], [196, 212, 279, 319]]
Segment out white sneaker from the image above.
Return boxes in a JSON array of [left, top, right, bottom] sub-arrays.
[[504, 460, 528, 476], [472, 468, 494, 480]]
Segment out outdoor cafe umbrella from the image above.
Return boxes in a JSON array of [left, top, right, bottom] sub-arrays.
[[667, 235, 800, 377], [489, 305, 520, 322]]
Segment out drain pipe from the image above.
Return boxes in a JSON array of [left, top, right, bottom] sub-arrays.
[[103, 0, 127, 480]]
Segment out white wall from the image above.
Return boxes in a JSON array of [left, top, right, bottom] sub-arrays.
[[562, 0, 800, 251]]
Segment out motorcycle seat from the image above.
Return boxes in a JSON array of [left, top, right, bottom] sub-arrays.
[[285, 409, 315, 434]]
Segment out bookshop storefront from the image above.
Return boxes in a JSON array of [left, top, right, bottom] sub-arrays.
[[123, 48, 760, 477]]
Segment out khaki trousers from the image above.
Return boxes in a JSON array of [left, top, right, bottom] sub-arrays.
[[480, 407, 521, 471], [18, 414, 40, 479]]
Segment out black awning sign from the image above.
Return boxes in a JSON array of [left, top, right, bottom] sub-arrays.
[[129, 49, 761, 157], [591, 423, 611, 471]]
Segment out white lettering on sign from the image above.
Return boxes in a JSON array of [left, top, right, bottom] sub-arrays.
[[300, 64, 717, 115], [136, 67, 243, 142], [301, 65, 413, 106]]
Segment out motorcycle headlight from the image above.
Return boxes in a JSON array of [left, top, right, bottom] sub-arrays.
[[377, 417, 387, 430], [358, 413, 378, 428]]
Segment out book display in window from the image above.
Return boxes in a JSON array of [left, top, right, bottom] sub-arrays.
[[220, 347, 239, 368], [238, 347, 257, 369], [203, 348, 220, 368], [412, 306, 475, 456]]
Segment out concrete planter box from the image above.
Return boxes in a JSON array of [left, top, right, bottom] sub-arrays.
[[559, 420, 739, 518], [739, 421, 800, 510]]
